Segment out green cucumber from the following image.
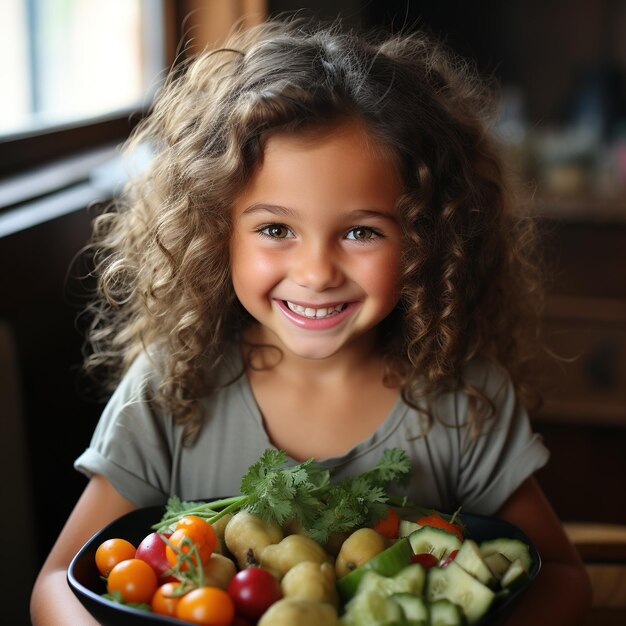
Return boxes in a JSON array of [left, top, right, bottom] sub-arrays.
[[390, 593, 429, 624], [483, 552, 511, 581], [357, 564, 426, 598], [500, 558, 530, 591], [408, 526, 462, 561], [399, 520, 421, 537], [341, 588, 404, 625], [454, 539, 495, 587], [429, 598, 464, 626], [337, 538, 413, 601], [479, 538, 533, 572], [427, 561, 495, 625]]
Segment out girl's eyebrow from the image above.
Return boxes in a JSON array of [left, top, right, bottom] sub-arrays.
[[241, 203, 296, 217], [241, 203, 398, 222]]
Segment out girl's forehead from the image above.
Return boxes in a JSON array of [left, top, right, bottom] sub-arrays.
[[234, 121, 403, 214], [262, 120, 390, 156], [256, 120, 403, 180]]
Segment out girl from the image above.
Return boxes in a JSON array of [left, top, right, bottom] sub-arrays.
[[31, 17, 591, 625]]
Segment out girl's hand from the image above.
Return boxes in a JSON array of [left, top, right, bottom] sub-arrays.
[[30, 475, 138, 625]]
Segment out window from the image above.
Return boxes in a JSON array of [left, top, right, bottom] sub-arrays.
[[0, 0, 166, 136], [0, 0, 167, 179]]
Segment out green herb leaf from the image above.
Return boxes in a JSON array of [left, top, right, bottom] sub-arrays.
[[155, 447, 413, 542]]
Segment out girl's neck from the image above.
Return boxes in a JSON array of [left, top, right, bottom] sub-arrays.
[[241, 324, 385, 386]]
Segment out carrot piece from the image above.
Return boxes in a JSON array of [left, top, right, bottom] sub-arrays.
[[415, 513, 464, 542], [371, 506, 401, 539]]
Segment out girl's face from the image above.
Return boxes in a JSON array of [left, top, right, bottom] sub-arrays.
[[230, 121, 403, 362]]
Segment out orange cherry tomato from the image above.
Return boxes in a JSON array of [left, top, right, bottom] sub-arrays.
[[95, 538, 136, 576], [371, 506, 401, 539], [106, 558, 158, 604], [176, 516, 219, 553], [151, 581, 182, 617], [415, 513, 464, 542], [176, 586, 235, 626], [166, 517, 218, 570]]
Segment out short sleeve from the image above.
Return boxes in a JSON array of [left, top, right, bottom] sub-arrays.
[[454, 359, 550, 515], [74, 353, 175, 507]]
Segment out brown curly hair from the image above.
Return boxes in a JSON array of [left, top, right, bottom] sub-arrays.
[[83, 17, 544, 441]]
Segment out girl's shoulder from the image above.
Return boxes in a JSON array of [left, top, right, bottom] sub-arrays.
[[461, 353, 513, 396]]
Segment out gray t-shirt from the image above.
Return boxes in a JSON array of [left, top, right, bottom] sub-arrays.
[[75, 348, 549, 516]]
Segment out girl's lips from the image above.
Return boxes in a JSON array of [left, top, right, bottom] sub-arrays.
[[275, 299, 358, 330]]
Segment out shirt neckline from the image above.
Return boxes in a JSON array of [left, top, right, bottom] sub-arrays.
[[229, 343, 411, 469]]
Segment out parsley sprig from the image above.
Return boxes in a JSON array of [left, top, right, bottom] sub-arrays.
[[154, 448, 411, 542]]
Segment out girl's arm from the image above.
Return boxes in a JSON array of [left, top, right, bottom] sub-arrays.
[[30, 474, 138, 626], [496, 476, 592, 626]]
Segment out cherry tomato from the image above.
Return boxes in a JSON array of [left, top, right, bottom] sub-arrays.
[[106, 558, 158, 604], [371, 506, 401, 539], [136, 532, 177, 582], [176, 586, 235, 626], [151, 581, 182, 616], [410, 552, 439, 569], [227, 567, 282, 620], [95, 538, 136, 576], [166, 517, 218, 570], [415, 513, 464, 542]]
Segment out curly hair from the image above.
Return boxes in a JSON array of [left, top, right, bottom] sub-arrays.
[[83, 17, 544, 441]]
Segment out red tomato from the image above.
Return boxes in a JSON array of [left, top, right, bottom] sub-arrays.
[[151, 581, 182, 616], [107, 558, 158, 604], [440, 548, 460, 568], [136, 532, 177, 582], [410, 552, 439, 569], [227, 567, 282, 620], [95, 538, 136, 576], [415, 513, 464, 542], [176, 586, 235, 626], [371, 506, 401, 539]]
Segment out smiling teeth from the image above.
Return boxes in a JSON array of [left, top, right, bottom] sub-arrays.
[[286, 301, 346, 318]]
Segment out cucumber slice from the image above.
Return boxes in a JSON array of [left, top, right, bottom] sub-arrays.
[[341, 588, 404, 626], [483, 552, 511, 581], [390, 592, 429, 623], [408, 526, 462, 561], [337, 538, 413, 601], [429, 598, 464, 626], [454, 539, 495, 587], [357, 564, 426, 598], [500, 558, 530, 591], [394, 564, 427, 596], [427, 561, 495, 625], [479, 538, 533, 572], [399, 520, 421, 538]]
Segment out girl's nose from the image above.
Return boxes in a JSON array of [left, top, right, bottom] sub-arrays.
[[290, 242, 344, 292]]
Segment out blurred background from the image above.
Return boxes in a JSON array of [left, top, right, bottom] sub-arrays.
[[1, 1, 625, 624]]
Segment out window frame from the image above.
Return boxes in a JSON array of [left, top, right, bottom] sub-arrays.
[[0, 0, 176, 180]]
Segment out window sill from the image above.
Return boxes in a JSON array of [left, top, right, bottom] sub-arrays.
[[0, 142, 151, 238]]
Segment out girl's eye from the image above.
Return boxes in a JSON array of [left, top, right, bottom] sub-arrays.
[[257, 224, 294, 239], [346, 226, 381, 241]]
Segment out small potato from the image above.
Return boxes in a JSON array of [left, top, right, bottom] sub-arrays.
[[202, 553, 236, 589], [260, 534, 332, 579], [224, 510, 283, 569], [210, 513, 232, 555], [335, 527, 386, 578], [281, 561, 338, 607], [257, 597, 340, 626]]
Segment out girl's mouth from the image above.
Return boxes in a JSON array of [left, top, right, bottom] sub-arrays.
[[275, 299, 356, 330], [284, 301, 347, 319]]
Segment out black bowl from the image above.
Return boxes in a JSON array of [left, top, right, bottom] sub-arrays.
[[68, 506, 540, 625]]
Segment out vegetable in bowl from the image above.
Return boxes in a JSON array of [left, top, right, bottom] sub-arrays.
[[67, 448, 540, 626]]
